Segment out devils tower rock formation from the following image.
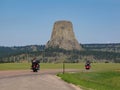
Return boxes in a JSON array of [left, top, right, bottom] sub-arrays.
[[46, 20, 82, 50]]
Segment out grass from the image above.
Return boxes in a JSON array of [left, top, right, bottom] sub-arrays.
[[57, 63, 120, 90], [0, 63, 31, 70], [0, 63, 84, 70], [58, 71, 120, 90], [0, 62, 119, 71]]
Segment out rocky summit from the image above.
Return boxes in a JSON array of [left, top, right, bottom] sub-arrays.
[[46, 20, 83, 50]]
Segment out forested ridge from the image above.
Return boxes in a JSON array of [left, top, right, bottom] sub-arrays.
[[0, 43, 120, 63]]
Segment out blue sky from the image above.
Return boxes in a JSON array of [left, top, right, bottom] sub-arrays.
[[0, 0, 120, 46]]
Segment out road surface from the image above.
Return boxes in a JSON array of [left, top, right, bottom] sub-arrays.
[[0, 69, 82, 90]]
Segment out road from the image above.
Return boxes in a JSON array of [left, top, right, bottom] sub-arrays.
[[0, 69, 82, 90]]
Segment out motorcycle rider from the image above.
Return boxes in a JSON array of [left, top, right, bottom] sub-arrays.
[[85, 60, 91, 70], [31, 57, 40, 70]]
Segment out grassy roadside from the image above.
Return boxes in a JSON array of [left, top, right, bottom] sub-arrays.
[[57, 71, 120, 90], [0, 63, 31, 70], [0, 63, 119, 71], [57, 63, 120, 90], [0, 63, 84, 70]]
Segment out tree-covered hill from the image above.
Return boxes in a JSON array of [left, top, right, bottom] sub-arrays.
[[83, 43, 120, 52], [0, 43, 120, 63], [0, 45, 45, 58]]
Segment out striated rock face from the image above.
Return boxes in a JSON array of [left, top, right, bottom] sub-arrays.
[[46, 20, 82, 50]]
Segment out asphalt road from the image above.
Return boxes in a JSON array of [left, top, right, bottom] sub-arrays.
[[0, 69, 81, 90]]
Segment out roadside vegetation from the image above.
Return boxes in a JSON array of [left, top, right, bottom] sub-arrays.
[[0, 62, 119, 71], [57, 63, 120, 90], [58, 71, 120, 90], [0, 63, 83, 70]]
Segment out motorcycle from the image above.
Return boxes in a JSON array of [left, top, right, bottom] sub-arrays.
[[31, 63, 39, 72], [85, 64, 90, 70]]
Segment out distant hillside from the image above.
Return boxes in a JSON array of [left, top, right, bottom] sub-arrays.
[[1, 43, 120, 57], [0, 43, 120, 63], [0, 45, 45, 58], [83, 43, 120, 52]]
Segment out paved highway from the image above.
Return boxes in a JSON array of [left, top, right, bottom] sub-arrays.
[[0, 69, 81, 90]]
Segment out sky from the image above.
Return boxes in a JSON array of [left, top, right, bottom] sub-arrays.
[[0, 0, 120, 46]]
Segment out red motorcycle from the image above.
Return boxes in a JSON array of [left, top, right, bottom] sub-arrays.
[[85, 64, 90, 70]]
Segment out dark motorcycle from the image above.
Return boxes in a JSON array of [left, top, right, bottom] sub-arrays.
[[31, 63, 39, 72]]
